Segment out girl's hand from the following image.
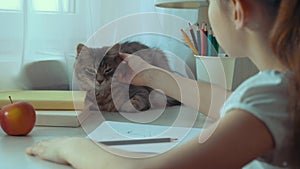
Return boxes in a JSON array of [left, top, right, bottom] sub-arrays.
[[26, 137, 147, 169], [26, 137, 85, 165], [117, 53, 156, 86]]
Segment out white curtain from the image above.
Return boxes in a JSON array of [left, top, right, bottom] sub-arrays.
[[0, 0, 198, 90]]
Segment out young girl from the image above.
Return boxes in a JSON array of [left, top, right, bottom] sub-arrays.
[[26, 0, 300, 168]]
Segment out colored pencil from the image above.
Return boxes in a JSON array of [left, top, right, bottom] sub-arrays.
[[188, 23, 199, 54], [200, 22, 208, 56], [181, 29, 199, 55], [99, 138, 178, 146], [204, 23, 208, 36], [196, 23, 202, 55], [208, 28, 214, 56], [213, 34, 219, 55]]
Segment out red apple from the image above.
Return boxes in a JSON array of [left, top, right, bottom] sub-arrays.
[[0, 96, 36, 136]]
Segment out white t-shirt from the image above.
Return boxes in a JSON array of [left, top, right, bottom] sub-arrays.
[[221, 70, 293, 168]]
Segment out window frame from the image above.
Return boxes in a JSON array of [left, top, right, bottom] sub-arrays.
[[31, 0, 76, 14], [0, 0, 76, 14]]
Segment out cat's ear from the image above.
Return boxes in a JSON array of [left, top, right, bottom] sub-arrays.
[[77, 43, 87, 54], [105, 43, 121, 57]]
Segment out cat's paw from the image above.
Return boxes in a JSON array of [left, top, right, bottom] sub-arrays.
[[99, 103, 117, 112], [120, 98, 148, 112], [119, 100, 138, 112]]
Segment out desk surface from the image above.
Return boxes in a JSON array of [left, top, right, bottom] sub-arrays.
[[0, 106, 211, 169], [0, 126, 85, 169]]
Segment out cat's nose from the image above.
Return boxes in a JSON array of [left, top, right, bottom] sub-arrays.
[[94, 84, 100, 95], [96, 76, 104, 83], [95, 90, 100, 96]]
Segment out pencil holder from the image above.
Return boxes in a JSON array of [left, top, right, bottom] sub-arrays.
[[194, 56, 258, 91]]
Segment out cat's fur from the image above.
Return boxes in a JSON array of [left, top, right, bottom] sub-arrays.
[[75, 41, 180, 112]]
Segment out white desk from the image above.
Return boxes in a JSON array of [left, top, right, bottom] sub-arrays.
[[0, 106, 211, 169], [0, 126, 85, 169]]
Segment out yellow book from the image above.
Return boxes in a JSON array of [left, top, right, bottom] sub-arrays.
[[0, 90, 86, 110]]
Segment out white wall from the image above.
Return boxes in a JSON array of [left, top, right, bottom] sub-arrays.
[[0, 0, 198, 90]]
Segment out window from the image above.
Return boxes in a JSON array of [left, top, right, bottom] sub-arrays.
[[0, 0, 21, 11], [0, 0, 75, 13], [32, 0, 75, 13]]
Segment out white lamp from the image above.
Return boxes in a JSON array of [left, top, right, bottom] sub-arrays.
[[155, 0, 210, 26]]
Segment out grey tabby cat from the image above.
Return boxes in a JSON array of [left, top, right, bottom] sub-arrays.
[[75, 41, 180, 112]]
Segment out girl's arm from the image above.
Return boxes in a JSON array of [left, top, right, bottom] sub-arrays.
[[145, 67, 230, 119], [146, 109, 274, 169], [26, 137, 142, 169], [26, 109, 274, 169], [119, 53, 231, 119]]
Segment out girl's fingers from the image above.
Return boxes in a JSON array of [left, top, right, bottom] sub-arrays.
[[117, 73, 126, 83], [119, 53, 129, 60], [26, 141, 45, 156], [26, 147, 34, 155], [25, 138, 71, 164]]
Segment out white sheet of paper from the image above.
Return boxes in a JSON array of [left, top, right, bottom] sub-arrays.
[[87, 121, 202, 154]]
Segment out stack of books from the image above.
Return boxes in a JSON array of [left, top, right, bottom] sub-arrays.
[[0, 90, 87, 127]]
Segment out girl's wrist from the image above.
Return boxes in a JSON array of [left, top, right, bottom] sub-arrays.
[[60, 138, 91, 165], [144, 67, 170, 89], [141, 68, 155, 87]]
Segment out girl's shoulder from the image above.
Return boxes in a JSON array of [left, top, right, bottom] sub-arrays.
[[223, 70, 290, 113], [243, 70, 291, 87], [222, 70, 293, 167], [230, 70, 290, 101]]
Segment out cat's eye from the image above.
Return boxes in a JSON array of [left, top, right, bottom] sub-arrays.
[[85, 67, 96, 75], [99, 61, 104, 67], [104, 68, 114, 76]]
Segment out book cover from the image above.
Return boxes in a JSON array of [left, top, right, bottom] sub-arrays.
[[0, 90, 86, 110]]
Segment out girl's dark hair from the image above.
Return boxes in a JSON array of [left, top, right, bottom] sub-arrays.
[[269, 0, 300, 167]]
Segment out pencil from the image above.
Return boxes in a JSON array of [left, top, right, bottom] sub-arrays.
[[201, 22, 208, 56], [208, 28, 214, 56], [213, 34, 219, 55], [203, 23, 208, 36], [196, 23, 202, 55], [181, 29, 199, 55], [99, 138, 178, 146], [188, 23, 199, 54]]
